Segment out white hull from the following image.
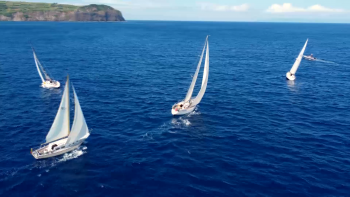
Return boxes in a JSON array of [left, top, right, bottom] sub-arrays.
[[31, 137, 86, 159], [286, 72, 296, 81], [303, 55, 316, 61], [172, 101, 196, 115], [42, 80, 60, 89], [171, 105, 195, 115]]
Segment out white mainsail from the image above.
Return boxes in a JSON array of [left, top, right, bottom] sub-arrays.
[[184, 36, 208, 103], [191, 40, 209, 106], [33, 49, 52, 81], [45, 77, 70, 143], [33, 50, 45, 83], [66, 85, 89, 145], [290, 39, 308, 75]]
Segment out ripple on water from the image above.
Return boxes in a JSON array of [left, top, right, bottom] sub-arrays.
[[1, 22, 350, 197]]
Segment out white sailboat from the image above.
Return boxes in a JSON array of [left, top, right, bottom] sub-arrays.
[[31, 76, 90, 159], [286, 39, 308, 81], [172, 36, 209, 115], [32, 48, 60, 88], [303, 54, 316, 61]]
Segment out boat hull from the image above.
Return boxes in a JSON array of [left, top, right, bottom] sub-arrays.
[[171, 106, 196, 115], [303, 55, 316, 61], [42, 81, 60, 89], [286, 72, 296, 81], [31, 138, 85, 159]]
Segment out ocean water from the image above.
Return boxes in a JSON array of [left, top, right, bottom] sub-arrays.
[[1, 21, 350, 197]]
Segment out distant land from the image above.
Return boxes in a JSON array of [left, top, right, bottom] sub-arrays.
[[0, 1, 125, 21]]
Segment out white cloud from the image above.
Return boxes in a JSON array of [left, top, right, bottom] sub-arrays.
[[199, 3, 249, 12], [232, 4, 249, 12], [308, 4, 343, 12], [266, 3, 344, 13]]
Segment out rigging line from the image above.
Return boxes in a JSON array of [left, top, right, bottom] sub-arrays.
[[189, 37, 208, 78], [184, 37, 208, 95], [32, 46, 55, 80]]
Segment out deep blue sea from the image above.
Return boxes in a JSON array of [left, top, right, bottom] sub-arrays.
[[1, 21, 350, 197]]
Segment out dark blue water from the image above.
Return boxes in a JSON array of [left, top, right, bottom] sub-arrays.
[[1, 21, 350, 197]]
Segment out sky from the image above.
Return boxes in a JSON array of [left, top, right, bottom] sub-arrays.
[[7, 0, 350, 23]]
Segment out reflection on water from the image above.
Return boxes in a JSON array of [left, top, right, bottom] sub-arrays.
[[40, 86, 62, 100], [286, 80, 297, 92]]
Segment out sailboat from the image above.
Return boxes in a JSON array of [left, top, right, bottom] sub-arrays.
[[172, 36, 209, 115], [31, 76, 90, 159], [303, 54, 316, 61], [286, 39, 308, 81], [32, 47, 60, 88]]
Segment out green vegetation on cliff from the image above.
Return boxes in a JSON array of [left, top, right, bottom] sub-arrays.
[[0, 1, 125, 21], [0, 1, 78, 15]]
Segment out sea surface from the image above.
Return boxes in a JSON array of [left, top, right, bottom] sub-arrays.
[[1, 21, 350, 197]]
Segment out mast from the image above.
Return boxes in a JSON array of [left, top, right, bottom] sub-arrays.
[[290, 39, 308, 75], [32, 48, 45, 83], [67, 75, 70, 135]]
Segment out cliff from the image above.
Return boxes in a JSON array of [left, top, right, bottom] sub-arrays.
[[0, 1, 125, 21]]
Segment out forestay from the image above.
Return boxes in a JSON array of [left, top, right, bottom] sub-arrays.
[[66, 86, 89, 145], [33, 49, 52, 81], [184, 36, 208, 103], [33, 50, 45, 83], [191, 40, 209, 106], [290, 39, 308, 75], [46, 77, 70, 143]]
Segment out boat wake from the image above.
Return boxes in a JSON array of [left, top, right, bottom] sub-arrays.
[[188, 108, 201, 116], [171, 117, 191, 127], [0, 165, 30, 182], [313, 59, 337, 64], [169, 106, 202, 128], [0, 146, 87, 182], [57, 146, 87, 162]]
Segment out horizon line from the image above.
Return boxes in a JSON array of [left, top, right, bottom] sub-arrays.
[[126, 19, 350, 24]]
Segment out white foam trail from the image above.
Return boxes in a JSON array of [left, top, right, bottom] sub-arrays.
[[187, 106, 200, 117], [314, 59, 337, 64], [1, 146, 87, 181], [182, 119, 191, 126], [57, 147, 86, 162], [171, 117, 191, 127], [188, 111, 201, 116], [171, 118, 181, 126]]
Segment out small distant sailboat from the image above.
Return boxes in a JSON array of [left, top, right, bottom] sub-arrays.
[[303, 54, 316, 61], [172, 36, 209, 115], [32, 47, 60, 88], [31, 76, 90, 159], [286, 39, 308, 81]]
